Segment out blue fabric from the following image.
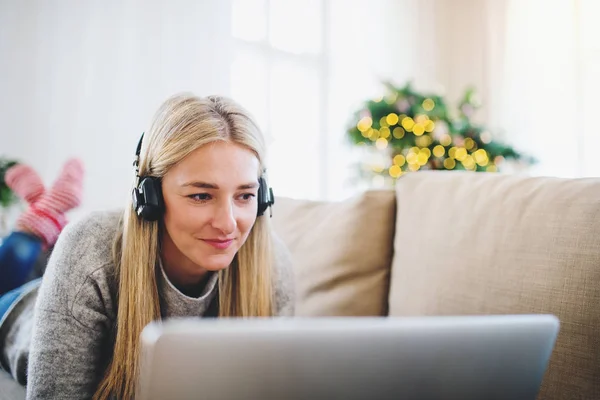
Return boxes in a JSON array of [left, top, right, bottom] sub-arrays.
[[0, 278, 42, 321], [0, 231, 43, 296]]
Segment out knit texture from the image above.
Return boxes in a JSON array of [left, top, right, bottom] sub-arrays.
[[0, 209, 295, 399]]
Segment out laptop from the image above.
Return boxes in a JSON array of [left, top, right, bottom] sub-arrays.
[[136, 314, 559, 400]]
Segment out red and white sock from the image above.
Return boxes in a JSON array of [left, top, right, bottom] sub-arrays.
[[15, 158, 85, 248], [5, 164, 46, 204]]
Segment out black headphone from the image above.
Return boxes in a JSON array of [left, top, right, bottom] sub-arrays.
[[132, 133, 274, 221]]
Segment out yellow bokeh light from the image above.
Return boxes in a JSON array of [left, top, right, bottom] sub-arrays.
[[413, 123, 425, 136], [370, 129, 380, 141], [424, 120, 435, 132], [444, 158, 456, 169], [415, 114, 428, 124], [393, 154, 406, 166], [474, 149, 488, 165], [448, 147, 457, 159], [420, 147, 432, 158], [379, 126, 391, 139], [440, 134, 452, 147], [357, 117, 373, 132], [464, 138, 475, 150], [393, 127, 405, 139], [406, 152, 418, 164], [433, 145, 445, 158], [410, 147, 420, 154], [417, 152, 429, 166], [455, 147, 468, 161], [462, 155, 476, 170], [386, 113, 399, 126], [422, 98, 435, 111], [408, 163, 420, 172], [401, 117, 415, 132], [389, 165, 403, 178], [486, 165, 498, 172], [416, 136, 431, 148], [380, 117, 389, 128], [376, 138, 388, 150]]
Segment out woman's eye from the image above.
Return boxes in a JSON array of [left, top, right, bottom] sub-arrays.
[[240, 193, 256, 202], [189, 193, 211, 202]]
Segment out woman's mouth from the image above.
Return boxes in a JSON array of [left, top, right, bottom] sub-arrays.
[[202, 239, 234, 250]]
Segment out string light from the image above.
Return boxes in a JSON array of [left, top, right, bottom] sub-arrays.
[[455, 147, 467, 161], [424, 120, 435, 132], [393, 127, 405, 139], [386, 113, 399, 126], [357, 117, 373, 132], [464, 138, 475, 150], [444, 158, 456, 169], [376, 138, 388, 150], [389, 165, 402, 178], [417, 152, 429, 166], [413, 123, 425, 136], [448, 147, 457, 159], [422, 98, 435, 111], [401, 117, 415, 131], [379, 126, 391, 139], [406, 152, 418, 164], [440, 134, 452, 147], [393, 154, 406, 166]]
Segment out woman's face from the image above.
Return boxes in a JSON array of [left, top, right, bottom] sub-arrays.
[[160, 141, 260, 288]]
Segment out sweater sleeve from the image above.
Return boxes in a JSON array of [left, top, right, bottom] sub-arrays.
[[272, 232, 296, 317], [26, 214, 117, 399]]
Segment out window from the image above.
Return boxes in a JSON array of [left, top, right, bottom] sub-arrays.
[[230, 0, 327, 200]]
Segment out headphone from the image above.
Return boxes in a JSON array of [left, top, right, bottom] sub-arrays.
[[131, 133, 275, 222]]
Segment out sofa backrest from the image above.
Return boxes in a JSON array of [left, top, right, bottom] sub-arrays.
[[388, 171, 600, 400], [271, 190, 396, 316]]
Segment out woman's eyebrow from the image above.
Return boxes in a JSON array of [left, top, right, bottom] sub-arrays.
[[181, 181, 259, 190]]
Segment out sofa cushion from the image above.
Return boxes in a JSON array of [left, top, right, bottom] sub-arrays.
[[271, 190, 396, 316], [388, 170, 600, 400]]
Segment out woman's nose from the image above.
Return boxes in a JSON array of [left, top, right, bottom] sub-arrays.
[[211, 201, 236, 234]]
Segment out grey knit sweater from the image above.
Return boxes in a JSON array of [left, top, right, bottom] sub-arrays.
[[0, 210, 295, 399]]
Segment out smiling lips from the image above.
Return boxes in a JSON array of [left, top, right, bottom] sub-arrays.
[[202, 238, 234, 250]]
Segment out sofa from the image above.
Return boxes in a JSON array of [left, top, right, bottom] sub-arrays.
[[269, 170, 599, 400], [2, 170, 599, 399]]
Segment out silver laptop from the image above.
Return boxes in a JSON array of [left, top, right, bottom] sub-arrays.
[[136, 314, 559, 400]]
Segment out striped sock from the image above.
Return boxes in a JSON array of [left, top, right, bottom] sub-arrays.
[[5, 164, 46, 204], [16, 158, 85, 248]]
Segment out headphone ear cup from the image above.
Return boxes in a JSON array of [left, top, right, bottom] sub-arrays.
[[133, 177, 164, 221], [257, 176, 274, 217]]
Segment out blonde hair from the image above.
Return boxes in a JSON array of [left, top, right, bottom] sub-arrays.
[[93, 94, 274, 400]]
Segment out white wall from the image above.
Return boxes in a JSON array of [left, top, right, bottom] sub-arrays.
[[0, 0, 233, 220]]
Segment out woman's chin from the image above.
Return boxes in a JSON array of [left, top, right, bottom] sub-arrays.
[[193, 253, 235, 272]]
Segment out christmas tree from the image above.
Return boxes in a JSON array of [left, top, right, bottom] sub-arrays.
[[346, 81, 535, 185]]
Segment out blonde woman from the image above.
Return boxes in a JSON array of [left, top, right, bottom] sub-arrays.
[[0, 94, 295, 399]]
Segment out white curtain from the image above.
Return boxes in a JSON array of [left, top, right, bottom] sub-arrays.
[[411, 0, 599, 179]]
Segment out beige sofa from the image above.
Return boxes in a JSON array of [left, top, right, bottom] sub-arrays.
[[2, 170, 598, 399], [270, 170, 600, 400]]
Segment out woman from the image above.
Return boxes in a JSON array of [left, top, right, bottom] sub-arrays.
[[1, 93, 295, 399]]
